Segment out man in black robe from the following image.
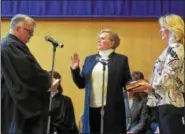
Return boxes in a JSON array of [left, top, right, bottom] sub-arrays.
[[1, 14, 51, 134]]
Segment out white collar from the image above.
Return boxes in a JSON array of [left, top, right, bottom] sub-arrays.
[[99, 49, 114, 59]]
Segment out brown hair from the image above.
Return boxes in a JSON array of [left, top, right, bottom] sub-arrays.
[[131, 71, 144, 81]]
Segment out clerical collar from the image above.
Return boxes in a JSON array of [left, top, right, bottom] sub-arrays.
[[99, 49, 114, 59]]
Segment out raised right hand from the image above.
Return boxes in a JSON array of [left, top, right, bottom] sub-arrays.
[[71, 53, 80, 69]]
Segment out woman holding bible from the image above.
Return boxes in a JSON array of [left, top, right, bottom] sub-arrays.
[[132, 14, 185, 134]]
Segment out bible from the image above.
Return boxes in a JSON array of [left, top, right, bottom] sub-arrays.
[[126, 79, 147, 91]]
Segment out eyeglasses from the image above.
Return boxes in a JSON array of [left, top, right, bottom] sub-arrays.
[[22, 27, 34, 35]]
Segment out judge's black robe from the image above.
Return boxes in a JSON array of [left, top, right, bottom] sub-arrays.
[[1, 34, 51, 134], [50, 92, 79, 134]]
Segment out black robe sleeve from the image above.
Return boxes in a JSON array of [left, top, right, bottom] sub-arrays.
[[70, 67, 85, 89], [1, 43, 51, 118]]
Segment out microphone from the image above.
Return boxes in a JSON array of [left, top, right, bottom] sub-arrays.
[[45, 36, 64, 48]]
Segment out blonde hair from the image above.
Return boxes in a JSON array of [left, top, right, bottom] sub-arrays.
[[99, 29, 120, 49], [159, 14, 184, 45]]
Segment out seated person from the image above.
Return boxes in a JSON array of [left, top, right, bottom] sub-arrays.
[[49, 71, 79, 134], [124, 71, 149, 134]]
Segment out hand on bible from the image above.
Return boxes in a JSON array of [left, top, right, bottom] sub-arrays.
[[71, 53, 80, 69]]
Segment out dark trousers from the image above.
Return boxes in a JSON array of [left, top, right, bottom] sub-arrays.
[[157, 104, 185, 134], [89, 107, 101, 134]]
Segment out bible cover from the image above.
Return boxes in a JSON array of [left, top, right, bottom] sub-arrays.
[[126, 79, 146, 91]]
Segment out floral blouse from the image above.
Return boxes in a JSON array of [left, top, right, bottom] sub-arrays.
[[147, 42, 184, 108]]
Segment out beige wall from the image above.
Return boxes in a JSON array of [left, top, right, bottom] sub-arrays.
[[1, 19, 165, 124]]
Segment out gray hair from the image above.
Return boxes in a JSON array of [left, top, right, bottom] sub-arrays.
[[10, 14, 35, 29]]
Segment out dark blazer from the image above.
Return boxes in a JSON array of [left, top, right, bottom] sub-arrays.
[[71, 52, 131, 133], [125, 97, 149, 134]]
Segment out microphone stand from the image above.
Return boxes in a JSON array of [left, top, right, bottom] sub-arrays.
[[100, 61, 107, 134], [47, 44, 57, 134]]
